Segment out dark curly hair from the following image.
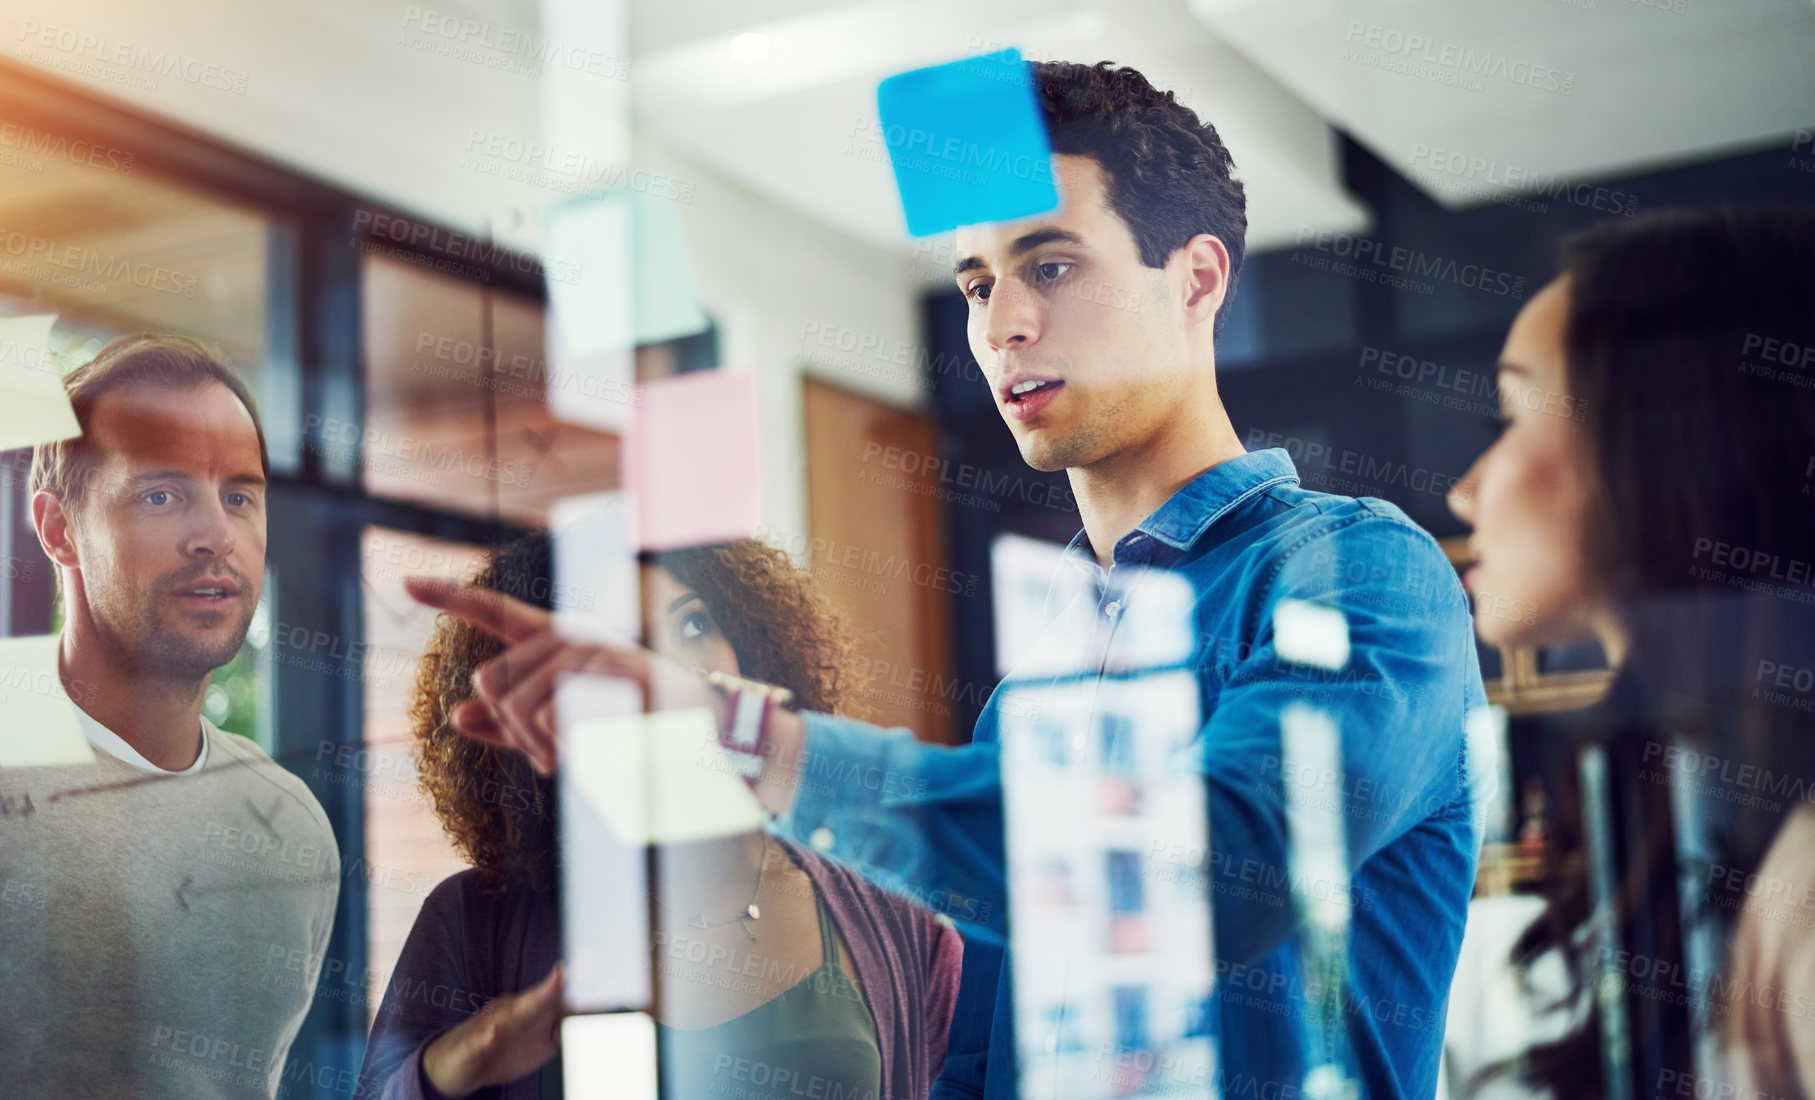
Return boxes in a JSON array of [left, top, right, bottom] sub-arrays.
[[1032, 60, 1249, 333], [411, 533, 857, 894]]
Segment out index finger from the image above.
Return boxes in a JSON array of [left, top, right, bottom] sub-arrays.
[[404, 576, 551, 644]]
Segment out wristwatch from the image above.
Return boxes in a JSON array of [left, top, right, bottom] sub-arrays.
[[702, 671, 798, 782]]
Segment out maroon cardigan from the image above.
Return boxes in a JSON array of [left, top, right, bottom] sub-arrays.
[[356, 839, 962, 1099]]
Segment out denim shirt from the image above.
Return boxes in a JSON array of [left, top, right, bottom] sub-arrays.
[[774, 448, 1487, 1098]]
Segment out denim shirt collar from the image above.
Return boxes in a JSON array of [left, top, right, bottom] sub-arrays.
[[1064, 448, 1300, 572]]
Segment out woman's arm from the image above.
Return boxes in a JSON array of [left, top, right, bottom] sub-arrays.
[[357, 876, 485, 1099], [357, 874, 561, 1100]]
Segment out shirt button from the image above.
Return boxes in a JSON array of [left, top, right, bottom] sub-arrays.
[[809, 827, 835, 851], [1104, 600, 1122, 618]]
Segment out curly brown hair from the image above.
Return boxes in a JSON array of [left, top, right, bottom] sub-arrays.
[[411, 532, 856, 894], [1033, 60, 1249, 333]]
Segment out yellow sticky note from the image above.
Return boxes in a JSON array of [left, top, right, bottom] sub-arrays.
[[564, 706, 765, 846], [0, 315, 79, 452], [0, 635, 95, 767]]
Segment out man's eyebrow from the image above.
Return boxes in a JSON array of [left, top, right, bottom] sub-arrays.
[[1009, 228, 1083, 256], [953, 227, 1086, 279], [667, 591, 703, 614], [128, 470, 197, 484], [127, 470, 268, 489]]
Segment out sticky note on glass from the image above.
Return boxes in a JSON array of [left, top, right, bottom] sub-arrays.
[[1281, 702, 1350, 931], [0, 635, 95, 767], [556, 673, 651, 1013], [562, 1014, 657, 1097], [545, 188, 708, 353], [551, 491, 640, 639], [625, 370, 761, 552], [876, 49, 1059, 237], [0, 315, 79, 452], [1274, 599, 1351, 671], [563, 706, 765, 846], [543, 188, 709, 434]]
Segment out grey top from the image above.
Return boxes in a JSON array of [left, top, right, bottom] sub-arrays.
[[0, 719, 339, 1098], [658, 886, 883, 1099]]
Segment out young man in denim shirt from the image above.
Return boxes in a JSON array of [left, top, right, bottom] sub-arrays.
[[771, 61, 1485, 1098], [422, 59, 1486, 1100]]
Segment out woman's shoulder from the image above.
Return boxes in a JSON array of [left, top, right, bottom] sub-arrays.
[[404, 867, 559, 994], [416, 868, 556, 943], [422, 866, 492, 911], [785, 839, 950, 941]]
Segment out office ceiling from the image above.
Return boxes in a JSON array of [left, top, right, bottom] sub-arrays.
[[626, 0, 1815, 268], [1188, 0, 1815, 209], [3, 0, 1809, 269]]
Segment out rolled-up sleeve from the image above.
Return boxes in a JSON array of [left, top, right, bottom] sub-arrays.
[[775, 512, 1478, 965], [774, 712, 1010, 945]]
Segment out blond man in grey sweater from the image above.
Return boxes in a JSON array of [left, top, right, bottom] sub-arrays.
[[0, 335, 338, 1098]]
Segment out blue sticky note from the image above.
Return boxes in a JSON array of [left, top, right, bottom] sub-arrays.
[[877, 49, 1059, 237]]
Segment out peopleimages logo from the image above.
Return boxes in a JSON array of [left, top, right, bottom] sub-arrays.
[[16, 21, 250, 93], [399, 5, 631, 79], [1341, 21, 1576, 96], [0, 123, 135, 175], [849, 117, 1054, 185], [350, 209, 580, 285], [1295, 228, 1527, 299], [462, 131, 695, 203], [1244, 429, 1466, 500], [1408, 143, 1637, 217], [1738, 331, 1815, 389], [0, 230, 199, 297]]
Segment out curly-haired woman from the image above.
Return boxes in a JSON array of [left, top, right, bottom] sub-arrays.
[[356, 533, 962, 1099]]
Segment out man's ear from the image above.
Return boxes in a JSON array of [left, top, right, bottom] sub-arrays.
[[32, 491, 81, 570], [1179, 233, 1231, 327]]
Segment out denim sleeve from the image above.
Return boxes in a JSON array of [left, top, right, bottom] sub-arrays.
[[770, 507, 1478, 1080], [771, 711, 1009, 946], [1198, 509, 1479, 966]]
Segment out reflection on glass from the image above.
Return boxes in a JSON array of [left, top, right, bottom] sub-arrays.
[[0, 145, 281, 424], [359, 526, 486, 1027], [360, 255, 619, 525]]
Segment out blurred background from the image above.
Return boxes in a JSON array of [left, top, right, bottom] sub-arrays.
[[0, 0, 1809, 1090]]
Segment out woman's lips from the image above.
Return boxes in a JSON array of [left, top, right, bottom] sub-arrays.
[[1005, 381, 1063, 421]]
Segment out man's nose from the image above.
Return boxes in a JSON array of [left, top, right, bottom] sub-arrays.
[[184, 497, 236, 558], [983, 281, 1040, 351]]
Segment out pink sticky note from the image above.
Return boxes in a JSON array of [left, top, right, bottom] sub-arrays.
[[626, 370, 763, 551]]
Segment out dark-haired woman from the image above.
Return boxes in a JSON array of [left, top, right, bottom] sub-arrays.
[[356, 534, 961, 1099], [1444, 205, 1815, 1097]]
